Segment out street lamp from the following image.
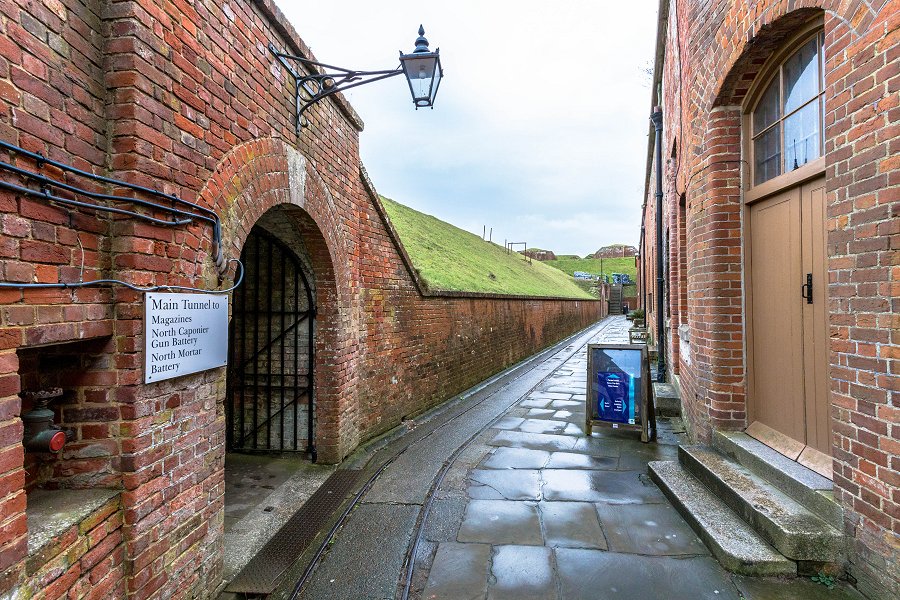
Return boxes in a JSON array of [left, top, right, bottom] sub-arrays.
[[269, 25, 444, 134], [399, 26, 443, 109]]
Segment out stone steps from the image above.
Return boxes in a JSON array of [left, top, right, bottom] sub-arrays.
[[712, 431, 841, 529], [649, 433, 845, 576], [609, 285, 623, 314], [652, 382, 681, 417], [648, 461, 796, 576], [679, 445, 844, 563]]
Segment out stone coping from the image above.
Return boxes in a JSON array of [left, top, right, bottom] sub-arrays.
[[26, 488, 120, 558]]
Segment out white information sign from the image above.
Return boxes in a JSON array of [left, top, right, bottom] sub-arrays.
[[144, 293, 228, 383]]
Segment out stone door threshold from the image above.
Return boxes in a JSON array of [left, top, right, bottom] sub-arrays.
[[745, 421, 832, 480]]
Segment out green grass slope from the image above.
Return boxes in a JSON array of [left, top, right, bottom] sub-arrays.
[[544, 256, 637, 282], [380, 197, 593, 299]]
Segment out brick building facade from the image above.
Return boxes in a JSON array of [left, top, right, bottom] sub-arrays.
[[0, 0, 603, 597], [640, 0, 897, 597]]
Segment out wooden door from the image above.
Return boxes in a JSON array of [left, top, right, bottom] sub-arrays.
[[747, 176, 829, 454], [801, 178, 830, 454], [748, 187, 805, 442]]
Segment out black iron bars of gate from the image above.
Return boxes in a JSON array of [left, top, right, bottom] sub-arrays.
[[227, 229, 317, 461]]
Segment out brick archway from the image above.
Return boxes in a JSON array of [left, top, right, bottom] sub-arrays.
[[681, 0, 890, 441], [197, 138, 356, 463]]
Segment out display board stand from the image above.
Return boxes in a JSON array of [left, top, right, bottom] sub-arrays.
[[585, 343, 655, 443]]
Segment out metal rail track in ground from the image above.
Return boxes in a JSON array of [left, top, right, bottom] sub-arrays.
[[281, 318, 615, 600]]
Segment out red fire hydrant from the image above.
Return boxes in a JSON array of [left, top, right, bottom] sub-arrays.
[[21, 388, 69, 453]]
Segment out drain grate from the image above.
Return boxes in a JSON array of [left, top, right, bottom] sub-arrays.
[[226, 469, 361, 594]]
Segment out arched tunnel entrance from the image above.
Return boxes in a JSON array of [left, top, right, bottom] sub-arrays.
[[226, 226, 317, 459], [222, 206, 338, 585]]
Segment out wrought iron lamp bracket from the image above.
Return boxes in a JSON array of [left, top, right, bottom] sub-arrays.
[[269, 44, 402, 134]]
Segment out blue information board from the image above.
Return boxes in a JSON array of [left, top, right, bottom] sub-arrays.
[[586, 343, 653, 441]]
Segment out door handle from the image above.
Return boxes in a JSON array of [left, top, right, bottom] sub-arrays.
[[801, 273, 813, 304]]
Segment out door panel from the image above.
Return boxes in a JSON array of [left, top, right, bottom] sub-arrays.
[[801, 177, 830, 453], [748, 189, 806, 442]]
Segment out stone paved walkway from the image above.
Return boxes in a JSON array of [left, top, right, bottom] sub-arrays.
[[411, 316, 863, 600]]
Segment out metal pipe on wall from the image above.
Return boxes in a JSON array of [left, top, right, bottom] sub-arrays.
[[651, 106, 666, 382], [639, 225, 646, 314]]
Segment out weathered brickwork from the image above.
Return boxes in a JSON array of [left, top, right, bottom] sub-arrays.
[[13, 494, 125, 600], [641, 0, 898, 597], [0, 0, 603, 597]]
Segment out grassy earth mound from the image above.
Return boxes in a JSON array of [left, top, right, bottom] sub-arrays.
[[380, 197, 593, 299], [543, 256, 637, 282]]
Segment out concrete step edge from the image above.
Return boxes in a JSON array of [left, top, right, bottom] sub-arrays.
[[652, 382, 681, 417], [712, 431, 842, 530], [648, 460, 796, 577], [678, 445, 844, 563]]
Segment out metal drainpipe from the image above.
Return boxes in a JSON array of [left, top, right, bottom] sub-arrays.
[[639, 225, 646, 313], [651, 106, 666, 382]]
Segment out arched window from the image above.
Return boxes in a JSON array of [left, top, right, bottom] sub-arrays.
[[750, 31, 825, 186]]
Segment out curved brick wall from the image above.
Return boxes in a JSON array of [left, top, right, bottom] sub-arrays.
[[641, 1, 898, 597]]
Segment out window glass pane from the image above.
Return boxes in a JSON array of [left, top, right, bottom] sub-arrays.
[[754, 126, 781, 185], [753, 78, 780, 135], [783, 100, 820, 171], [783, 37, 819, 115]]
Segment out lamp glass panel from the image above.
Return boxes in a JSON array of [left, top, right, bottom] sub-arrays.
[[403, 55, 436, 101], [430, 62, 441, 104]]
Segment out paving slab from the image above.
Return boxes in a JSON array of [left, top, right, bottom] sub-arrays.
[[468, 469, 542, 500], [489, 430, 579, 452], [528, 392, 573, 401], [481, 447, 550, 470], [539, 501, 608, 549], [492, 416, 526, 430], [562, 423, 584, 436], [519, 398, 552, 408], [595, 502, 708, 555], [617, 442, 679, 471], [542, 470, 667, 504], [545, 386, 584, 394], [457, 500, 543, 545], [525, 408, 556, 417], [569, 436, 622, 458], [421, 542, 491, 600], [545, 451, 618, 470], [550, 399, 582, 409], [555, 549, 740, 599], [518, 418, 571, 434], [488, 545, 558, 600]]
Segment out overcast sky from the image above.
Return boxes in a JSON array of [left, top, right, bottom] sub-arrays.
[[276, 1, 659, 257]]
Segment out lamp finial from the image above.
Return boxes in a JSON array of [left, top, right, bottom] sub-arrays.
[[414, 25, 430, 53]]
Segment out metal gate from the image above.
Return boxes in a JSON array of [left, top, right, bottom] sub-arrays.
[[226, 227, 316, 459]]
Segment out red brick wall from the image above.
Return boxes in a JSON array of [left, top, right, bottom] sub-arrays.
[[0, 1, 603, 597], [643, 0, 898, 596], [8, 494, 124, 599]]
